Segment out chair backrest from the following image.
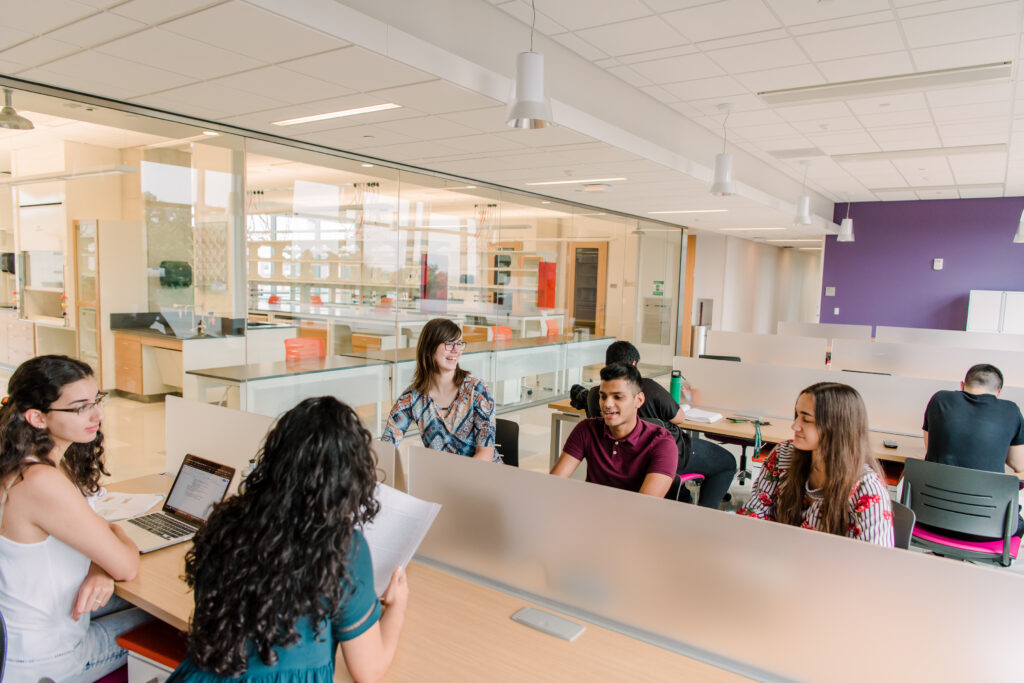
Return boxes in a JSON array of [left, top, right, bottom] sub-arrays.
[[545, 319, 559, 336], [492, 325, 513, 341], [890, 500, 916, 550], [268, 295, 281, 304], [495, 418, 519, 467], [310, 295, 323, 305], [698, 354, 742, 362], [901, 459, 1020, 540], [284, 336, 325, 361]]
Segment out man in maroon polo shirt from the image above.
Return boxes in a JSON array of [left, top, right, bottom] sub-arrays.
[[550, 362, 677, 496]]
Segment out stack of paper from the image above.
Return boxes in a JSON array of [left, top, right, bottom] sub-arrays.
[[685, 408, 723, 424], [92, 493, 165, 522], [363, 483, 442, 596]]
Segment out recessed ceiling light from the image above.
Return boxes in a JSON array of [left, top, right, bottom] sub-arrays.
[[764, 239, 822, 243], [202, 131, 219, 136], [526, 177, 626, 186], [798, 247, 822, 251], [720, 227, 787, 231], [647, 209, 728, 215], [466, 185, 477, 189], [360, 163, 374, 168], [272, 103, 402, 126]]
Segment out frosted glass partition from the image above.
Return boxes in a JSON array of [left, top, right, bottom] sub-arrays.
[[705, 331, 827, 368], [165, 396, 273, 494], [674, 357, 969, 434], [563, 337, 612, 386], [875, 325, 1024, 351], [409, 446, 1024, 682], [777, 321, 872, 339], [831, 339, 1024, 387]]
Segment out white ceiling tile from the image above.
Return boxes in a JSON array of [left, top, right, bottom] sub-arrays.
[[694, 29, 790, 53], [630, 53, 723, 83], [371, 81, 501, 115], [296, 125, 419, 150], [374, 116, 481, 141], [617, 44, 696, 65], [574, 16, 686, 56], [549, 32, 609, 61], [437, 134, 528, 154], [38, 50, 194, 96], [916, 189, 958, 199], [856, 108, 933, 127], [4, 0, 96, 34], [868, 125, 941, 150], [45, 12, 145, 47], [957, 186, 1004, 198], [707, 39, 809, 74], [0, 26, 36, 51], [282, 47, 432, 93], [495, 1, 568, 34], [667, 100, 704, 118], [926, 83, 1014, 108], [662, 75, 747, 101], [0, 37, 78, 67], [438, 106, 510, 134], [749, 135, 816, 152], [773, 101, 853, 122], [689, 92, 767, 114], [728, 122, 800, 140], [787, 10, 895, 35], [96, 28, 263, 79], [790, 117, 863, 134], [872, 190, 917, 200], [359, 140, 463, 160], [932, 104, 1009, 124], [768, 0, 892, 25], [662, 0, 779, 42], [723, 109, 784, 127], [845, 92, 928, 115], [0, 58, 27, 73], [912, 35, 1016, 71], [796, 21, 903, 62], [499, 126, 596, 147], [209, 66, 354, 103], [16, 65, 137, 100], [71, 0, 123, 7], [110, 0, 222, 25], [900, 2, 1020, 48], [896, 0, 1002, 16], [947, 153, 1007, 185], [735, 64, 824, 93], [891, 157, 954, 185], [606, 65, 653, 87], [816, 51, 915, 83], [533, 0, 652, 31], [594, 57, 619, 68], [143, 81, 284, 117], [937, 120, 1008, 146], [806, 130, 881, 154], [162, 1, 347, 62], [638, 84, 681, 104]]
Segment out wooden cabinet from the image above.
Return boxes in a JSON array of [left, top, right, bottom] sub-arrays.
[[115, 334, 142, 395]]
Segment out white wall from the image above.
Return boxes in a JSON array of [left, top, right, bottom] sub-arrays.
[[692, 234, 821, 334]]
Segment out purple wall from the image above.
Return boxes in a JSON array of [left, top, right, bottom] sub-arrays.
[[821, 197, 1024, 331]]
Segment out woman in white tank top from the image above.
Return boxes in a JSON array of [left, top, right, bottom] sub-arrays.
[[0, 355, 149, 682]]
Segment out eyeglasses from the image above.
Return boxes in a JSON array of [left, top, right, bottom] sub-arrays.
[[48, 393, 109, 416], [443, 340, 467, 352]]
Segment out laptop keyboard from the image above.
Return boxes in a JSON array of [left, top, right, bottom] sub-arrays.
[[128, 513, 196, 540]]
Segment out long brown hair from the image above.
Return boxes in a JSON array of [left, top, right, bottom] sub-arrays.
[[775, 382, 879, 536], [411, 318, 468, 394]]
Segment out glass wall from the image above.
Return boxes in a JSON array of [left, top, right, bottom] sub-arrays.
[[0, 84, 682, 432]]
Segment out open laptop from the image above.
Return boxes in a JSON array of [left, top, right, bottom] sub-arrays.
[[116, 454, 235, 554]]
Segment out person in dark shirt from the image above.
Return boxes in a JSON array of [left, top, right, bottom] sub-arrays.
[[585, 341, 737, 508], [923, 363, 1024, 537]]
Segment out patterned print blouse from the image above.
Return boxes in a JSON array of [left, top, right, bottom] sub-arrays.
[[382, 375, 498, 461], [739, 441, 894, 546]]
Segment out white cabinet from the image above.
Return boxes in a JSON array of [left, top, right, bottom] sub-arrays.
[[967, 289, 1024, 334]]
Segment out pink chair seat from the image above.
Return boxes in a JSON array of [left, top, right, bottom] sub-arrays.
[[912, 526, 1021, 557], [678, 473, 705, 484]]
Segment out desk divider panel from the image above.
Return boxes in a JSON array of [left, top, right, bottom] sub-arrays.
[[672, 357, 990, 434], [408, 445, 1024, 682], [875, 325, 1024, 351], [705, 331, 827, 368], [776, 321, 872, 340], [831, 338, 1024, 387]]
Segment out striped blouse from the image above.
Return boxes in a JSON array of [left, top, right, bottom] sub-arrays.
[[381, 375, 498, 461], [739, 441, 894, 547]]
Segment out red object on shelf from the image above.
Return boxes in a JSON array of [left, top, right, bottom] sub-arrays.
[[268, 295, 281, 304], [492, 325, 513, 341], [285, 337, 325, 360], [545, 319, 559, 336], [310, 295, 323, 305], [537, 261, 556, 309]]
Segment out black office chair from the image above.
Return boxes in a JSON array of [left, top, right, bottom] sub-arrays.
[[496, 418, 519, 467], [901, 459, 1020, 567], [890, 500, 916, 550], [698, 354, 741, 362]]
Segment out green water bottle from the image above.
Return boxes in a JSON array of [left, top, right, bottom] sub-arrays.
[[670, 370, 682, 403]]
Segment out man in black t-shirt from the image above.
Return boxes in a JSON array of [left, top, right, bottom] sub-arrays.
[[923, 364, 1024, 473], [586, 341, 737, 508]]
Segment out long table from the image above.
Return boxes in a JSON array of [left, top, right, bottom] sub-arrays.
[[111, 475, 746, 682]]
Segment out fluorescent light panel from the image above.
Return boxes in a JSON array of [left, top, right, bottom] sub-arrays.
[[720, 227, 786, 231], [758, 62, 1012, 105], [833, 143, 1006, 163], [647, 209, 728, 215], [870, 182, 1003, 193], [272, 103, 402, 126], [764, 238, 822, 243], [526, 177, 626, 186]]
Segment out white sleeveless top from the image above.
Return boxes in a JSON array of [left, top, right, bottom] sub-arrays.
[[0, 463, 91, 681]]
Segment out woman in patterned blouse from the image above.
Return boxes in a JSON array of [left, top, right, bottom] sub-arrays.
[[739, 382, 894, 546], [381, 318, 498, 462]]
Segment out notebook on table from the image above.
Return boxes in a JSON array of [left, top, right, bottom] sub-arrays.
[[115, 454, 235, 554]]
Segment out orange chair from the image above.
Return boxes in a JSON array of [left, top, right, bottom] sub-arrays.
[[310, 295, 323, 305], [544, 320, 559, 337], [268, 295, 281, 304], [491, 325, 513, 341], [284, 337, 325, 361]]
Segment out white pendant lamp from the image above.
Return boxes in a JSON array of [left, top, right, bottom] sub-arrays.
[[837, 202, 855, 242], [710, 103, 734, 196], [0, 89, 34, 130], [506, 0, 551, 129], [1014, 209, 1024, 243], [794, 162, 812, 224]]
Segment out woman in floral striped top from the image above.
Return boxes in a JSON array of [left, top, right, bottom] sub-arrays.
[[382, 318, 498, 462], [739, 382, 894, 546]]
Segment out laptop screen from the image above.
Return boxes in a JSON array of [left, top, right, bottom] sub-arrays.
[[164, 454, 235, 526]]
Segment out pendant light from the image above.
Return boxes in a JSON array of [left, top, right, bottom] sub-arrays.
[[794, 161, 811, 225], [506, 0, 551, 129], [0, 89, 34, 130], [837, 202, 855, 242], [710, 103, 734, 196], [1014, 209, 1024, 243]]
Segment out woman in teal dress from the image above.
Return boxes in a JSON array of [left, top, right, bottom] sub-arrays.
[[168, 396, 408, 682]]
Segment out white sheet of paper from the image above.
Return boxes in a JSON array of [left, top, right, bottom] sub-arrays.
[[362, 483, 441, 596], [685, 408, 723, 424], [92, 493, 165, 521]]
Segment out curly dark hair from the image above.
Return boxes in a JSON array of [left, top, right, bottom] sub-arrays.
[[0, 355, 107, 493], [184, 396, 381, 676]]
